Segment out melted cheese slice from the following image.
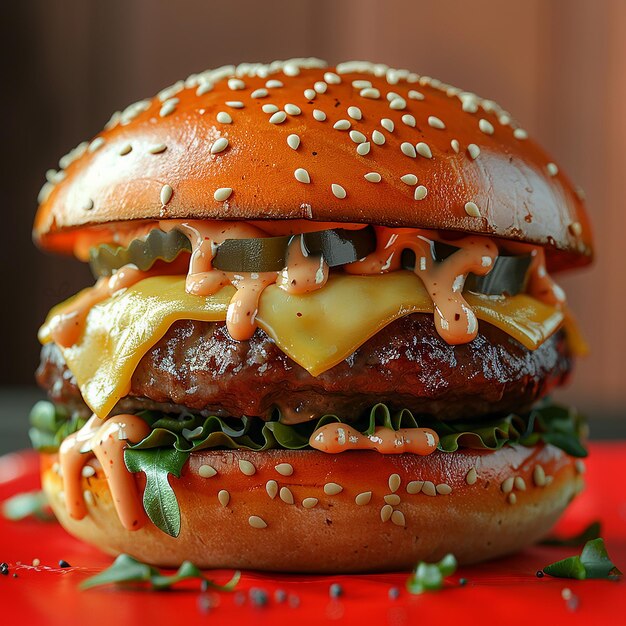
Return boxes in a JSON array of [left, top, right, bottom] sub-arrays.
[[39, 272, 565, 418]]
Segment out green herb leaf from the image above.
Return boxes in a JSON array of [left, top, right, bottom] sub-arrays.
[[1, 490, 55, 522], [541, 521, 602, 547], [406, 553, 457, 594], [124, 448, 189, 537], [81, 553, 241, 591], [543, 538, 622, 580]]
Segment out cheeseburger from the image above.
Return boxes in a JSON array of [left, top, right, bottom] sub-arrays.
[[31, 58, 592, 573]]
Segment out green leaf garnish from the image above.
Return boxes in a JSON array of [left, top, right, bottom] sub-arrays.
[[80, 553, 241, 591], [406, 554, 458, 593], [543, 538, 622, 580], [124, 448, 189, 537], [1, 490, 55, 522], [541, 521, 602, 547]]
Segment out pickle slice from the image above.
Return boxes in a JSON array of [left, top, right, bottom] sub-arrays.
[[89, 229, 191, 277]]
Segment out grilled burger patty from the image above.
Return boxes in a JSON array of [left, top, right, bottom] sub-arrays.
[[37, 313, 571, 424]]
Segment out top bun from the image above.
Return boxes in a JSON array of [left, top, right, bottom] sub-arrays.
[[34, 58, 592, 268]]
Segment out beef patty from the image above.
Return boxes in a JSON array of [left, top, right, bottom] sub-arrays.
[[37, 314, 571, 424]]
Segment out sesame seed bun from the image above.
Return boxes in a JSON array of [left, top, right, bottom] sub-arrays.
[[41, 444, 583, 572], [33, 59, 591, 270]]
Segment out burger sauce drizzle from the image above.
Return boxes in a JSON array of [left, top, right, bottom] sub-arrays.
[[59, 414, 150, 530]]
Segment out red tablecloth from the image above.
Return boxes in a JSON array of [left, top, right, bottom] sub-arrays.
[[0, 443, 624, 625]]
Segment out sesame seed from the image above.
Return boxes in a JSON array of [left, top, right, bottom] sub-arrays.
[[451, 139, 460, 153], [386, 91, 401, 102], [198, 464, 217, 478], [262, 104, 279, 114], [32, 559, 41, 567], [380, 504, 393, 522], [304, 88, 316, 100], [416, 142, 433, 158], [401, 174, 418, 185], [119, 143, 132, 156], [568, 222, 583, 237], [355, 491, 372, 505], [389, 98, 407, 110], [238, 459, 256, 476], [513, 128, 528, 140], [499, 114, 511, 126], [83, 198, 94, 211], [384, 494, 401, 505], [364, 172, 382, 183], [402, 114, 416, 127], [381, 118, 394, 132], [157, 80, 184, 102], [533, 465, 546, 487], [357, 142, 371, 156], [462, 100, 479, 113], [547, 162, 559, 176], [436, 483, 452, 495], [302, 497, 318, 509], [81, 465, 95, 478], [408, 90, 425, 100], [275, 463, 294, 476], [371, 130, 385, 145], [196, 82, 213, 96], [159, 101, 177, 117], [352, 79, 372, 89], [324, 72, 341, 84], [428, 116, 446, 129], [348, 106, 362, 120], [422, 481, 436, 496], [287, 134, 300, 150], [331, 184, 347, 199], [214, 187, 233, 202], [266, 480, 278, 499], [406, 481, 423, 494], [401, 142, 417, 158], [360, 87, 381, 99], [514, 477, 527, 491], [349, 130, 367, 144], [294, 168, 310, 183], [251, 88, 268, 99], [314, 81, 328, 94], [479, 119, 495, 135], [269, 111, 287, 124], [501, 477, 515, 494], [210, 137, 229, 154], [248, 515, 267, 529], [216, 111, 233, 123], [388, 473, 401, 492], [467, 144, 481, 159], [313, 109, 327, 121], [414, 185, 428, 200], [228, 78, 246, 90], [333, 119, 351, 130], [88, 137, 105, 153], [160, 184, 173, 206], [324, 482, 343, 495], [508, 493, 517, 505], [218, 490, 230, 507], [284, 103, 301, 115], [391, 510, 406, 527], [464, 201, 481, 218], [266, 79, 283, 89], [575, 459, 586, 474], [465, 468, 478, 485], [279, 487, 295, 505]]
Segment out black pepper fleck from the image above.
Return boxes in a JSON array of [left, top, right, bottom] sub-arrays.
[[329, 583, 343, 598], [0, 563, 8, 576], [58, 560, 71, 568], [459, 578, 468, 586], [536, 570, 545, 578], [388, 586, 400, 599]]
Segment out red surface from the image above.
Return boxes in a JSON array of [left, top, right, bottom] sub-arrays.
[[1, 443, 624, 626]]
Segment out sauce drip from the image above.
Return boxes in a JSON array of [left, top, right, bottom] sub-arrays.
[[59, 414, 150, 530], [310, 423, 439, 455], [346, 227, 498, 344]]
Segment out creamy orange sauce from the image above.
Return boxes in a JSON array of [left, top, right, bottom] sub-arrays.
[[59, 414, 150, 530], [346, 227, 498, 344], [277, 234, 329, 294], [310, 423, 440, 455]]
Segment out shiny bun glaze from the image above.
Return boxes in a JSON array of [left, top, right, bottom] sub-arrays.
[[41, 444, 584, 572], [34, 59, 592, 270]]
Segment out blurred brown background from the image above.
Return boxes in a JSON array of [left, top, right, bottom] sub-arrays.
[[1, 0, 625, 450]]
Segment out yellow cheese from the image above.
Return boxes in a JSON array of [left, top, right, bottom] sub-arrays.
[[39, 272, 565, 418]]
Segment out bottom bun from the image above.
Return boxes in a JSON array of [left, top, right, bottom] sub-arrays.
[[42, 444, 584, 572]]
